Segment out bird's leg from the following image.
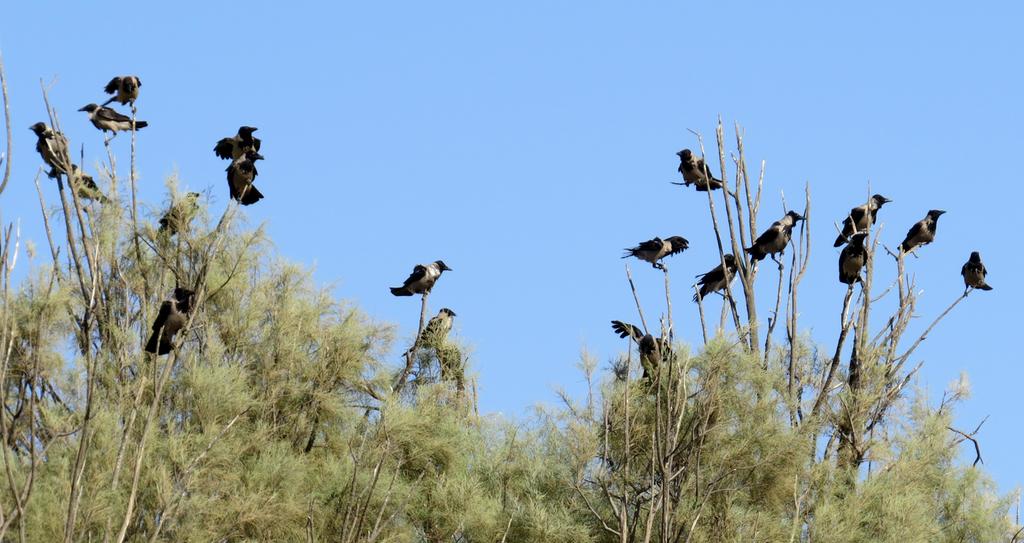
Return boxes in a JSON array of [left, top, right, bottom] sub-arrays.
[[654, 262, 665, 271], [771, 254, 784, 270]]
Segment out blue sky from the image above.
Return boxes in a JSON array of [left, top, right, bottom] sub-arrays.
[[2, 3, 1021, 493]]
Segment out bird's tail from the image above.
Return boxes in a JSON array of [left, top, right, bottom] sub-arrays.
[[833, 235, 847, 247], [132, 121, 148, 130], [744, 246, 766, 261], [390, 287, 413, 296], [101, 96, 116, 107], [899, 241, 911, 253], [239, 185, 264, 206], [144, 330, 161, 354], [978, 283, 993, 291], [621, 249, 636, 259]]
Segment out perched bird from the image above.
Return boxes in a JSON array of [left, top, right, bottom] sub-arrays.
[[214, 126, 262, 160], [694, 254, 738, 302], [900, 210, 945, 254], [834, 194, 892, 247], [838, 232, 869, 285], [30, 122, 70, 178], [418, 308, 456, 348], [226, 150, 265, 205], [145, 288, 195, 355], [159, 192, 201, 234], [961, 251, 993, 291], [610, 320, 667, 379], [623, 236, 689, 270], [745, 211, 805, 261], [102, 75, 142, 107], [79, 104, 148, 134], [390, 260, 452, 296], [69, 165, 108, 203], [673, 149, 723, 191]]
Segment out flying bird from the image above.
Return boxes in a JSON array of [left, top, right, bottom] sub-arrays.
[[159, 192, 201, 234], [30, 122, 70, 178], [694, 254, 738, 302], [69, 165, 108, 203], [745, 211, 805, 261], [226, 150, 265, 205], [145, 288, 195, 355], [610, 320, 667, 379], [79, 104, 148, 134], [838, 232, 869, 285], [673, 149, 723, 191], [102, 75, 142, 106], [214, 126, 261, 160], [961, 251, 993, 291], [623, 236, 689, 270], [390, 260, 452, 296], [900, 210, 945, 254], [834, 194, 892, 247]]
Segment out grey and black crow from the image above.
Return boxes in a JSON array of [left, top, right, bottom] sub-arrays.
[[226, 150, 265, 205], [102, 75, 141, 107], [623, 236, 689, 270], [145, 288, 195, 355], [745, 211, 805, 261], [838, 232, 869, 285], [900, 210, 945, 254], [610, 320, 667, 379], [834, 194, 892, 247], [694, 254, 738, 302], [390, 260, 452, 296], [673, 149, 723, 191], [961, 251, 993, 291], [30, 122, 70, 178], [214, 126, 261, 160], [159, 192, 201, 234], [79, 104, 148, 134], [69, 165, 108, 203], [419, 308, 456, 347]]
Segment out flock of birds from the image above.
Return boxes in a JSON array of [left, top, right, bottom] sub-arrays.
[[25, 76, 995, 365]]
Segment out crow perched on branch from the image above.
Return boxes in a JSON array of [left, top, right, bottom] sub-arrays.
[[838, 232, 869, 285], [30, 122, 70, 178], [745, 211, 805, 261], [79, 104, 148, 134], [610, 320, 668, 379], [834, 194, 891, 247], [145, 288, 196, 355], [623, 236, 689, 270], [390, 261, 452, 296], [226, 150, 265, 205], [159, 192, 201, 234], [900, 209, 945, 254], [69, 165, 108, 203], [214, 126, 261, 160], [694, 254, 738, 302], [673, 149, 723, 191], [102, 75, 141, 106], [961, 252, 993, 291]]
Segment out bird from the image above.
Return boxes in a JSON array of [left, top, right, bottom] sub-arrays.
[[745, 211, 805, 261], [694, 254, 738, 302], [900, 210, 945, 254], [673, 149, 723, 191], [415, 308, 457, 349], [390, 261, 452, 296], [226, 150, 265, 205], [961, 252, 993, 291], [78, 104, 148, 134], [102, 75, 142, 107], [610, 320, 667, 379], [69, 165, 108, 203], [623, 236, 689, 270], [834, 194, 892, 247], [145, 288, 195, 355], [30, 122, 70, 178], [838, 232, 869, 285], [159, 192, 201, 234], [214, 126, 262, 160]]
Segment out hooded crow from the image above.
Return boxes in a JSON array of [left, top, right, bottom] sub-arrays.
[[610, 320, 667, 379], [420, 308, 456, 346], [102, 75, 141, 106], [745, 211, 805, 261], [79, 104, 148, 134], [30, 122, 70, 178], [145, 288, 195, 355], [159, 192, 201, 234], [623, 236, 689, 270], [390, 260, 452, 296], [226, 150, 265, 205], [838, 232, 869, 285], [69, 165, 108, 203], [214, 126, 261, 160], [834, 194, 892, 247], [961, 251, 993, 291], [673, 149, 723, 191], [694, 254, 738, 302], [900, 210, 945, 254]]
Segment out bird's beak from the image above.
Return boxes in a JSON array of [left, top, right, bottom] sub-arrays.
[[77, 106, 88, 112], [937, 210, 947, 216], [254, 153, 265, 160], [443, 265, 453, 271], [883, 197, 893, 203], [794, 213, 806, 221], [449, 310, 457, 317]]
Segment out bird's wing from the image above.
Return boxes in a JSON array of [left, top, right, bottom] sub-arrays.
[[635, 238, 663, 252], [403, 265, 428, 286], [752, 225, 780, 247], [104, 77, 121, 95], [252, 136, 261, 152], [664, 238, 688, 256], [903, 221, 924, 245], [610, 320, 643, 341], [96, 107, 133, 123], [697, 263, 724, 284], [214, 138, 236, 159], [151, 301, 173, 331]]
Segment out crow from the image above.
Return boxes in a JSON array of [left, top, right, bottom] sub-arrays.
[[214, 126, 261, 160], [834, 194, 892, 247], [673, 149, 723, 191], [30, 122, 70, 178], [159, 192, 201, 234], [623, 236, 689, 270], [79, 104, 148, 134], [838, 232, 869, 285], [69, 165, 108, 203], [390, 261, 452, 296], [694, 254, 738, 302], [745, 211, 805, 261], [961, 251, 993, 291], [226, 150, 265, 205], [102, 75, 142, 106], [610, 320, 668, 379], [145, 288, 195, 355], [900, 210, 945, 254]]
